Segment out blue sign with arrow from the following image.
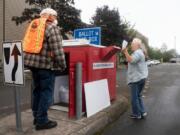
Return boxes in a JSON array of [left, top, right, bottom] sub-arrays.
[[74, 27, 101, 45]]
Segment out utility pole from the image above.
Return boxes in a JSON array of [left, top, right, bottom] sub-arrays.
[[3, 0, 5, 41], [174, 36, 176, 58]]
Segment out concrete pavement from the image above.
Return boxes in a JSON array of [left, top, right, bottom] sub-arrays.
[[0, 95, 128, 135]]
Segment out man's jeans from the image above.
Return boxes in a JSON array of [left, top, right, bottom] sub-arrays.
[[31, 68, 55, 125], [129, 79, 146, 116]]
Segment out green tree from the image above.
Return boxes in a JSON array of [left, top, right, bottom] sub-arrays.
[[91, 5, 130, 46], [160, 43, 168, 53], [126, 28, 136, 42], [147, 45, 175, 62], [148, 47, 162, 59], [12, 0, 84, 36], [162, 49, 176, 62]]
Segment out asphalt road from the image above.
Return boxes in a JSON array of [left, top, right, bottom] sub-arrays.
[[102, 63, 180, 135]]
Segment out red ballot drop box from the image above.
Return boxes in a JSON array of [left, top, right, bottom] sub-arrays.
[[53, 43, 120, 118]]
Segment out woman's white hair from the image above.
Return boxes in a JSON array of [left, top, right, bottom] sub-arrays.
[[40, 8, 57, 17], [132, 38, 148, 56], [132, 38, 142, 47]]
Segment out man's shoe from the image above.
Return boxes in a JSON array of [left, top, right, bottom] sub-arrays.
[[35, 120, 57, 130], [130, 114, 142, 119]]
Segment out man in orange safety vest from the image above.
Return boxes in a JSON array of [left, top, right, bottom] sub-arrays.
[[23, 8, 66, 130]]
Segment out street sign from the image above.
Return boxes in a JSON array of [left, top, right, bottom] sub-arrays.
[[74, 27, 101, 45], [2, 41, 24, 86]]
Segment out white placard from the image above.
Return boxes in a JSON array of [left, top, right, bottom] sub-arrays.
[[2, 41, 24, 86], [84, 79, 111, 117], [122, 40, 128, 50], [93, 62, 114, 70], [62, 39, 90, 46]]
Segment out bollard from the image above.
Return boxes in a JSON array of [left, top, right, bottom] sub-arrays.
[[75, 62, 82, 119], [14, 86, 23, 132]]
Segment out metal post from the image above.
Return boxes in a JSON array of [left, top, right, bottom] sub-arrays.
[[3, 0, 5, 41], [174, 36, 176, 58], [14, 86, 23, 132], [75, 62, 82, 119]]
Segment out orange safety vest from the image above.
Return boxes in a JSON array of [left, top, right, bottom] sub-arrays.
[[23, 17, 48, 53]]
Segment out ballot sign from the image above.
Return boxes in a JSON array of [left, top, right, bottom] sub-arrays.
[[74, 27, 101, 45], [2, 41, 24, 86]]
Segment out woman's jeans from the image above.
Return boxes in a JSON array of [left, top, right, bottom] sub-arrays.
[[31, 68, 55, 124], [129, 79, 146, 116]]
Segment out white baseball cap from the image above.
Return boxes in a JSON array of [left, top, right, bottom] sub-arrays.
[[40, 8, 57, 17]]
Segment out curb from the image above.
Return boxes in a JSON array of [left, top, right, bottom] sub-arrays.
[[72, 96, 129, 135]]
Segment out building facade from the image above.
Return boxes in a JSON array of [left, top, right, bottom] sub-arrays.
[[0, 0, 28, 60]]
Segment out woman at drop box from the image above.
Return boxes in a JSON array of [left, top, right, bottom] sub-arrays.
[[122, 38, 148, 119]]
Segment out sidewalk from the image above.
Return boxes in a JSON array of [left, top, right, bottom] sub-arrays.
[[0, 94, 128, 135]]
